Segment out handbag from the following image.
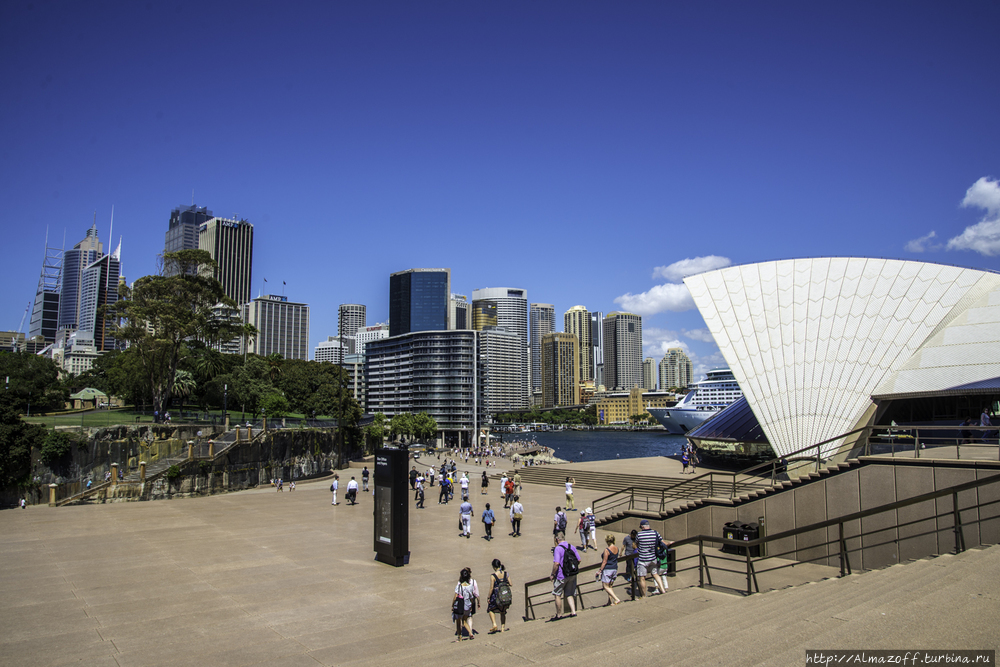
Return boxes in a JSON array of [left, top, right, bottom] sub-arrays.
[[452, 595, 465, 616], [513, 512, 523, 520]]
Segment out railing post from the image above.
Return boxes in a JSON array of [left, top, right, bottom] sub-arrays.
[[746, 550, 753, 596], [139, 461, 146, 483], [952, 490, 966, 554], [838, 521, 851, 577], [709, 474, 714, 498], [524, 582, 531, 620], [915, 428, 920, 458], [629, 488, 634, 511], [698, 539, 704, 588]]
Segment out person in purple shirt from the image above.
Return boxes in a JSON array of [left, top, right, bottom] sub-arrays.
[[550, 532, 580, 620]]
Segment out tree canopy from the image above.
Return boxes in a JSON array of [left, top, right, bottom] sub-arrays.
[[106, 249, 254, 415], [0, 352, 66, 414]]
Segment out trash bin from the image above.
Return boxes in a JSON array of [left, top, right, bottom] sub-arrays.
[[742, 522, 761, 557], [722, 521, 745, 554]]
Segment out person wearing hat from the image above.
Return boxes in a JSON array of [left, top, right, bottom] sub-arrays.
[[635, 519, 672, 597], [583, 507, 598, 551]]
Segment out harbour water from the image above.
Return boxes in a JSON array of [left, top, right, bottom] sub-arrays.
[[501, 429, 688, 463]]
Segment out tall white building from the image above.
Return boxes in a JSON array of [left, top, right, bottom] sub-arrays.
[[338, 304, 366, 338], [244, 295, 309, 360], [479, 327, 524, 416], [315, 336, 353, 364], [602, 311, 642, 391], [643, 357, 656, 391], [471, 287, 528, 409], [659, 348, 693, 389], [353, 323, 389, 356]]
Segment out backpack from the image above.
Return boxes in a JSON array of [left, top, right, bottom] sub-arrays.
[[561, 543, 580, 577], [655, 532, 669, 560], [495, 573, 512, 608], [556, 511, 567, 533], [330, 483, 335, 492]]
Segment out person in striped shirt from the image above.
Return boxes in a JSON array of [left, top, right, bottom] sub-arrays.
[[635, 519, 672, 597]]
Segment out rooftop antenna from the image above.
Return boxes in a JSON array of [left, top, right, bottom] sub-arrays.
[[191, 189, 195, 206]]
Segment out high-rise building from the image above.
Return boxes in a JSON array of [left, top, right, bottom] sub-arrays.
[[643, 357, 656, 390], [659, 348, 693, 389], [315, 335, 354, 364], [164, 205, 212, 273], [78, 248, 121, 351], [479, 327, 523, 416], [471, 287, 528, 409], [29, 233, 62, 343], [602, 311, 643, 390], [353, 323, 389, 356], [471, 300, 497, 330], [388, 268, 450, 337], [199, 217, 254, 307], [530, 303, 555, 398], [541, 332, 580, 408], [564, 305, 593, 383], [243, 295, 310, 360], [450, 294, 471, 330], [58, 223, 103, 331], [338, 304, 366, 338], [365, 330, 480, 447], [590, 310, 604, 385]]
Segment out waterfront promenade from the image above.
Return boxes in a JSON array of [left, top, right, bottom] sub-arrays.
[[2, 455, 997, 666]]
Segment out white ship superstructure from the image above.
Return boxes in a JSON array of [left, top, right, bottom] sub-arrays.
[[647, 368, 743, 434]]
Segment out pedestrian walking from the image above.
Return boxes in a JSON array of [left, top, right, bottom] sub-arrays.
[[482, 503, 495, 540], [583, 508, 598, 551], [635, 519, 672, 597], [622, 529, 639, 597], [486, 558, 511, 633], [481, 470, 489, 495], [347, 477, 359, 505], [553, 506, 568, 548], [565, 477, 575, 510], [509, 496, 523, 536], [452, 568, 478, 641], [551, 533, 580, 620], [459, 499, 473, 538], [598, 534, 622, 606], [362, 466, 370, 491], [330, 475, 339, 505]]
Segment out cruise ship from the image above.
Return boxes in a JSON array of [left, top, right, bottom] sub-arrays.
[[647, 368, 743, 434]]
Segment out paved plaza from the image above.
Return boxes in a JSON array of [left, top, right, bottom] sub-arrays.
[[2, 455, 997, 666]]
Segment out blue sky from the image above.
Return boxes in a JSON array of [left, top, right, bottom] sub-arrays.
[[3, 1, 999, 378]]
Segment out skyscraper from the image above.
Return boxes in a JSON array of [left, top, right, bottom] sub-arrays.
[[602, 311, 643, 391], [78, 248, 121, 352], [541, 332, 580, 408], [530, 303, 555, 398], [388, 268, 450, 337], [659, 348, 693, 389], [244, 295, 310, 360], [29, 233, 62, 343], [164, 205, 212, 273], [472, 287, 528, 408], [338, 304, 366, 338], [643, 357, 657, 390], [590, 310, 604, 386], [450, 294, 471, 330], [199, 217, 254, 307], [471, 300, 498, 330], [564, 305, 593, 382], [58, 223, 103, 331], [479, 327, 523, 416]]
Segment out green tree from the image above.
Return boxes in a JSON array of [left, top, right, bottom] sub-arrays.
[[261, 390, 290, 420], [0, 407, 46, 490], [412, 412, 438, 442], [106, 249, 254, 417], [233, 355, 273, 419], [389, 413, 413, 443], [0, 352, 66, 414], [365, 412, 388, 446], [39, 430, 78, 474]]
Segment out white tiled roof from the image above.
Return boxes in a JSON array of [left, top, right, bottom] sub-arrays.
[[684, 258, 1000, 457]]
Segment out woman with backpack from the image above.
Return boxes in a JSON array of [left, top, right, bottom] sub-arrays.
[[486, 558, 512, 633], [452, 567, 479, 641]]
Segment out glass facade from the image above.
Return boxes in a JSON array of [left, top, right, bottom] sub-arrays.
[[389, 269, 449, 337]]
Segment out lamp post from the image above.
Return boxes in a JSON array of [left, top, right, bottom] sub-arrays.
[[223, 383, 228, 430]]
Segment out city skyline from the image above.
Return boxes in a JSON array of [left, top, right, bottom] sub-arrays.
[[3, 3, 999, 381]]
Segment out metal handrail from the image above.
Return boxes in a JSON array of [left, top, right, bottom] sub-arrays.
[[524, 472, 1000, 611]]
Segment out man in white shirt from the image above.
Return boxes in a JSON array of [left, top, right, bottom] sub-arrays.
[[331, 475, 339, 505], [460, 473, 470, 501], [347, 477, 359, 505]]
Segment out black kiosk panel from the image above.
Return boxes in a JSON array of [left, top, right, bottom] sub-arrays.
[[373, 448, 409, 566]]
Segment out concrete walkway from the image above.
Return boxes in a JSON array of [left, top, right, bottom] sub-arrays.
[[1, 455, 996, 666]]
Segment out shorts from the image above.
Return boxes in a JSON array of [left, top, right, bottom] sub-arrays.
[[553, 575, 577, 597], [637, 560, 660, 577], [600, 569, 618, 584]]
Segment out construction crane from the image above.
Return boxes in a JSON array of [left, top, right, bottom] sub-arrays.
[[18, 302, 30, 334]]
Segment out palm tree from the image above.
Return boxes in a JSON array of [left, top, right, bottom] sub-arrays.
[[265, 353, 283, 383], [173, 369, 197, 400]]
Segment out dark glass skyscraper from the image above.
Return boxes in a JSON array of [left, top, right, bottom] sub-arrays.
[[58, 224, 103, 331], [388, 269, 450, 337], [164, 205, 212, 275]]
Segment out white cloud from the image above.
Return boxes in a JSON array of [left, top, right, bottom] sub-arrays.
[[616, 255, 732, 316], [614, 283, 694, 315], [642, 327, 686, 358], [904, 230, 940, 253], [947, 177, 1000, 257], [682, 328, 716, 343], [653, 256, 732, 282]]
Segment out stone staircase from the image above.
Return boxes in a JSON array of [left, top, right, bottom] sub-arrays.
[[336, 544, 999, 666]]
